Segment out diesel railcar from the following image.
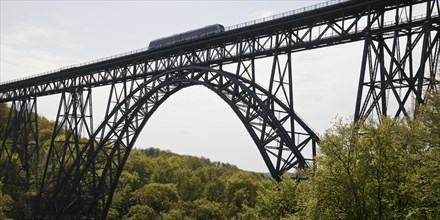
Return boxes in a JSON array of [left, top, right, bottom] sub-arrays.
[[148, 24, 225, 49]]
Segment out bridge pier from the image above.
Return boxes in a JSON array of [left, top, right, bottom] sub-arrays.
[[37, 87, 96, 219], [0, 97, 39, 218], [355, 0, 440, 120]]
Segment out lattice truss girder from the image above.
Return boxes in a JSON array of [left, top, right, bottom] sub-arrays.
[[36, 87, 95, 217], [0, 1, 438, 219], [0, 97, 39, 189], [36, 65, 317, 218], [1, 1, 438, 102], [355, 0, 440, 120]]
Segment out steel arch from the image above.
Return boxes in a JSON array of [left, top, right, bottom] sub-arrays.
[[39, 66, 318, 218]]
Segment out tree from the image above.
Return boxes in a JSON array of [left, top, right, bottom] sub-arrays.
[[0, 180, 12, 219], [162, 208, 186, 220], [0, 103, 10, 137], [225, 172, 261, 217], [126, 205, 158, 220], [294, 118, 421, 219], [190, 199, 226, 220], [110, 171, 141, 217], [204, 178, 226, 203], [294, 89, 440, 220], [406, 91, 440, 218], [131, 183, 179, 215], [176, 170, 204, 201], [254, 175, 299, 219], [123, 150, 154, 185]]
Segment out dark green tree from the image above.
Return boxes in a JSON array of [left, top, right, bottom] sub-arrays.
[[131, 183, 179, 215], [0, 180, 12, 219], [294, 90, 440, 220], [254, 175, 299, 219]]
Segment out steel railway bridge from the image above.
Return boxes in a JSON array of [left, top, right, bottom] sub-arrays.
[[0, 0, 439, 218]]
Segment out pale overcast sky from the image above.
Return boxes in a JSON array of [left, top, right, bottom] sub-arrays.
[[1, 0, 373, 172]]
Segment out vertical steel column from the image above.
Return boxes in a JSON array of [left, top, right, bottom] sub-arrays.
[[0, 97, 39, 218], [354, 33, 370, 121], [0, 97, 39, 186], [37, 87, 94, 218], [264, 29, 318, 169], [355, 2, 440, 120], [236, 37, 257, 118]]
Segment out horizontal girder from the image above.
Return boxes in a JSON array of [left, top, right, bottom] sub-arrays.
[[1, 1, 438, 218], [1, 0, 438, 102]]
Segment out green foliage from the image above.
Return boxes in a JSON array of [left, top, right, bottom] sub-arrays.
[[0, 180, 13, 219], [1, 91, 439, 219], [294, 91, 440, 220], [109, 148, 274, 219], [406, 91, 440, 219], [126, 205, 158, 220], [254, 175, 299, 219], [132, 183, 179, 214], [176, 170, 204, 201], [0, 104, 95, 219], [190, 199, 226, 220], [225, 172, 261, 217]]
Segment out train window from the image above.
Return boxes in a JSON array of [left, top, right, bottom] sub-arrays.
[[148, 24, 225, 49]]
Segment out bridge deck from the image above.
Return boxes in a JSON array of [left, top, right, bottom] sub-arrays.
[[0, 0, 438, 101]]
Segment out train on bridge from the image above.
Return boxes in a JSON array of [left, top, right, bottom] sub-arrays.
[[148, 24, 225, 49]]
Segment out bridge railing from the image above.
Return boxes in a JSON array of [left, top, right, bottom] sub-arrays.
[[0, 3, 437, 86], [318, 12, 438, 40], [225, 0, 350, 31], [0, 46, 151, 86], [0, 0, 350, 86]]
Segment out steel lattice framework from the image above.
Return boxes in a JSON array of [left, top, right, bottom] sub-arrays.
[[0, 0, 439, 218]]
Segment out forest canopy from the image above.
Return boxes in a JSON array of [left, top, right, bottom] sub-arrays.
[[0, 91, 439, 219]]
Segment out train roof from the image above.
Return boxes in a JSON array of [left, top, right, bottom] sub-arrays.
[[149, 24, 224, 43]]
